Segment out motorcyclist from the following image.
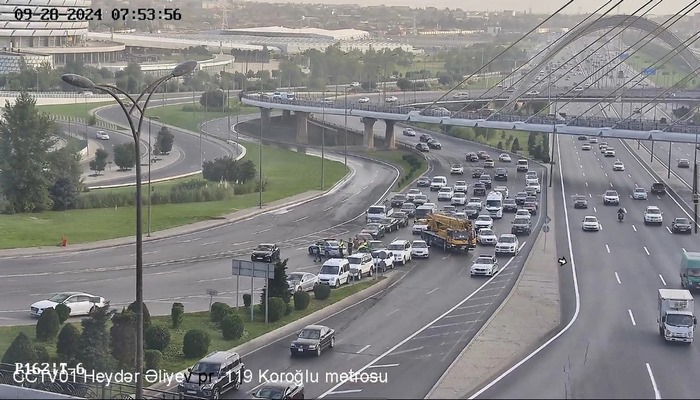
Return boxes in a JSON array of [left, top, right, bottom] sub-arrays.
[[617, 207, 625, 220]]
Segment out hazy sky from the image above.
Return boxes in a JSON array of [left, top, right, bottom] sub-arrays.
[[261, 0, 697, 15]]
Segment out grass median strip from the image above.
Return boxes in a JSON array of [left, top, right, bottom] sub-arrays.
[[38, 101, 116, 120], [0, 279, 381, 375], [146, 102, 258, 132], [362, 149, 427, 191]]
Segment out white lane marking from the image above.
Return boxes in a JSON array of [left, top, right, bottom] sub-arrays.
[[196, 277, 232, 283], [200, 241, 218, 246], [589, 193, 592, 198], [234, 241, 252, 246], [362, 185, 368, 190], [390, 346, 424, 356], [593, 207, 597, 213], [341, 198, 350, 203], [444, 311, 481, 319], [328, 390, 362, 395], [355, 190, 362, 195], [659, 275, 667, 286], [293, 216, 308, 223], [632, 225, 637, 232], [143, 250, 159, 255], [628, 310, 637, 326], [615, 272, 621, 284], [585, 182, 589, 187], [605, 173, 609, 178], [191, 238, 202, 241], [386, 309, 400, 317], [357, 344, 371, 354], [427, 287, 440, 295], [646, 363, 662, 399], [599, 224, 602, 231], [320, 254, 518, 398], [253, 228, 271, 235], [58, 261, 75, 264], [323, 206, 334, 212], [644, 247, 650, 256], [605, 244, 610, 254], [580, 165, 583, 169], [582, 172, 586, 177], [628, 173, 632, 178], [609, 182, 613, 187], [467, 132, 582, 399], [367, 363, 400, 368], [429, 320, 478, 330], [683, 248, 687, 253]]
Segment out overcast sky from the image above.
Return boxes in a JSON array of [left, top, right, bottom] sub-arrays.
[[267, 0, 697, 15]]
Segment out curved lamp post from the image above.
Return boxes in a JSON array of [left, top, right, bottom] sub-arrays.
[[61, 60, 197, 400]]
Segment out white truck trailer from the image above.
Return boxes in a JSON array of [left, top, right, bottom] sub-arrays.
[[658, 289, 696, 343]]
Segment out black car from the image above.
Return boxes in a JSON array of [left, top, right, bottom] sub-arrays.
[[251, 244, 281, 262], [290, 324, 335, 357], [573, 195, 588, 209], [416, 143, 430, 152], [472, 168, 485, 178], [400, 202, 416, 217], [672, 217, 692, 233], [416, 177, 431, 187], [392, 211, 410, 228], [466, 152, 479, 162], [427, 139, 442, 149], [380, 217, 400, 233], [651, 182, 666, 194], [362, 223, 386, 239], [178, 351, 244, 399], [503, 198, 518, 212], [464, 205, 480, 219], [391, 194, 406, 208], [515, 192, 528, 205], [473, 183, 486, 196], [578, 136, 588, 141], [419, 134, 433, 142], [511, 217, 532, 235], [252, 382, 305, 399], [494, 168, 508, 181], [479, 174, 492, 189]]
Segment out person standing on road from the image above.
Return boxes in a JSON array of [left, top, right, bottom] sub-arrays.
[[347, 238, 354, 255], [312, 245, 322, 262], [339, 239, 346, 257]]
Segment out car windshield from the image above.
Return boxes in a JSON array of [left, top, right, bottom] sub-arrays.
[[367, 224, 380, 229], [408, 189, 420, 194], [652, 183, 664, 189], [453, 193, 465, 198], [299, 329, 321, 339], [474, 183, 485, 188], [413, 242, 427, 248], [255, 245, 274, 251], [504, 199, 516, 204], [452, 165, 461, 169], [368, 206, 384, 214], [191, 362, 220, 375], [388, 244, 405, 250], [605, 191, 618, 196], [517, 192, 527, 197], [477, 216, 490, 221], [480, 229, 494, 236], [666, 314, 694, 327], [584, 217, 597, 222], [676, 218, 690, 224], [320, 266, 339, 274], [347, 256, 363, 264], [401, 203, 415, 210], [647, 209, 661, 214], [440, 188, 451, 192], [326, 240, 339, 246], [48, 293, 72, 303], [476, 257, 493, 263], [456, 181, 467, 186], [254, 386, 285, 399], [394, 212, 406, 218], [514, 218, 529, 224], [393, 195, 406, 200], [287, 273, 304, 282], [500, 236, 516, 243], [480, 175, 490, 180], [635, 188, 645, 193]]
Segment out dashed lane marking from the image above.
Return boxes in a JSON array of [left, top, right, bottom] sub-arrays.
[[632, 225, 637, 232], [367, 364, 400, 369], [327, 390, 362, 395], [615, 272, 621, 284], [605, 245, 610, 253], [386, 309, 400, 317], [293, 216, 308, 223], [628, 310, 637, 326], [665, 226, 672, 234], [253, 228, 271, 235], [659, 274, 667, 286], [427, 287, 440, 295], [644, 246, 650, 256], [357, 345, 371, 354]]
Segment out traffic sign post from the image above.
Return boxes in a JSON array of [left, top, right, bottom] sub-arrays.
[[232, 260, 275, 323], [542, 223, 550, 250]]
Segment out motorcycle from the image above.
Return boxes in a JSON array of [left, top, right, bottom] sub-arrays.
[[618, 212, 624, 222]]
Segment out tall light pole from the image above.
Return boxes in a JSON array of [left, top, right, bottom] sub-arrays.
[[694, 130, 698, 233], [259, 55, 264, 209], [321, 90, 326, 190], [344, 86, 350, 167], [147, 115, 160, 237], [61, 60, 198, 400]]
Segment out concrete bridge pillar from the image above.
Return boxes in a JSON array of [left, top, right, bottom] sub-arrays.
[[384, 120, 396, 149], [362, 117, 376, 149], [295, 111, 309, 144], [282, 109, 291, 122], [260, 107, 271, 133]]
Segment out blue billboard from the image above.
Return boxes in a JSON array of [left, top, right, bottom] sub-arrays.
[[642, 67, 657, 75]]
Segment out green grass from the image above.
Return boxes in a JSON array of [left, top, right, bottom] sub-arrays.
[[364, 149, 427, 190], [0, 279, 381, 374], [146, 102, 258, 132], [38, 101, 116, 120], [624, 52, 699, 89], [411, 122, 536, 158], [0, 142, 346, 248]]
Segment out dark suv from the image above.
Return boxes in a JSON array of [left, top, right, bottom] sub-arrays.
[[252, 244, 281, 262], [651, 182, 666, 194], [473, 183, 486, 196], [178, 351, 245, 399], [494, 168, 508, 181]]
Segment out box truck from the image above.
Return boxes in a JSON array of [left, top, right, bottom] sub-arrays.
[[680, 251, 700, 290], [657, 289, 696, 343]]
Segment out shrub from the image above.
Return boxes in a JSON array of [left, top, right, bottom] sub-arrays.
[[127, 301, 151, 328], [145, 349, 162, 371], [56, 324, 81, 361], [285, 302, 293, 315], [36, 308, 60, 341], [314, 284, 331, 300], [2, 332, 36, 364], [210, 302, 233, 323], [541, 153, 551, 163], [35, 345, 49, 362], [171, 303, 185, 329], [55, 303, 71, 324], [182, 329, 210, 359], [145, 325, 171, 351], [243, 294, 252, 308], [293, 291, 311, 311], [221, 313, 245, 340], [267, 297, 287, 323]]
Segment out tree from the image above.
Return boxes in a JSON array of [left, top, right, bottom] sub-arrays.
[[36, 308, 60, 341], [396, 78, 411, 91], [113, 142, 136, 170], [527, 132, 537, 153], [200, 89, 227, 109], [89, 149, 108, 175], [672, 106, 690, 119], [110, 309, 136, 369], [56, 324, 80, 361], [0, 92, 56, 213], [511, 137, 521, 152], [202, 157, 257, 183], [2, 332, 36, 364], [75, 305, 115, 372], [156, 127, 174, 154], [260, 258, 291, 307], [127, 301, 152, 329], [49, 177, 79, 211]]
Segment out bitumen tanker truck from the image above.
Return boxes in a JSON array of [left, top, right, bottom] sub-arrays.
[[657, 289, 696, 343]]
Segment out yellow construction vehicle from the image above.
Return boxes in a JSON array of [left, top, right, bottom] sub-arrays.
[[420, 213, 477, 252]]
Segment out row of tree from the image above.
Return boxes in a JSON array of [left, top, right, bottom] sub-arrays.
[[88, 127, 174, 176]]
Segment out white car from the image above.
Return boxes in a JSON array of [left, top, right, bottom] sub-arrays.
[[525, 90, 540, 96], [498, 153, 512, 162], [437, 187, 454, 201], [358, 96, 370, 103], [385, 95, 398, 103], [484, 159, 495, 168], [613, 160, 625, 171], [371, 249, 395, 271], [411, 240, 429, 258], [515, 209, 532, 220], [350, 81, 361, 87], [581, 144, 592, 151], [96, 131, 110, 140], [453, 180, 468, 193], [603, 190, 620, 205], [474, 215, 494, 231], [403, 128, 416, 136], [494, 186, 509, 198], [495, 234, 519, 255], [412, 219, 429, 234], [605, 149, 616, 157], [633, 187, 648, 200], [450, 164, 464, 175], [470, 254, 500, 276], [347, 253, 375, 280], [388, 240, 412, 265], [287, 272, 319, 292], [525, 171, 538, 180], [31, 292, 106, 317], [413, 194, 428, 205], [478, 228, 498, 245], [526, 181, 541, 194], [406, 188, 422, 202], [467, 198, 483, 211], [451, 192, 467, 206], [644, 206, 663, 224], [582, 215, 601, 231]]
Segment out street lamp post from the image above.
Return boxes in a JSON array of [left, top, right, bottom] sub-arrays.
[[344, 87, 350, 167], [259, 57, 264, 209], [321, 91, 326, 190], [61, 60, 198, 400], [694, 131, 699, 234], [147, 116, 160, 237]]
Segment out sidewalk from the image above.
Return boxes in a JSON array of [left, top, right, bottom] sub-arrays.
[[427, 179, 561, 398]]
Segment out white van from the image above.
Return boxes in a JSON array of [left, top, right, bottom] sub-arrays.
[[366, 205, 391, 222], [415, 205, 434, 220], [317, 259, 351, 288], [430, 176, 448, 191], [516, 159, 529, 172]]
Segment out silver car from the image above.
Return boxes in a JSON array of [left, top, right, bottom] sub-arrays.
[[287, 272, 319, 292]]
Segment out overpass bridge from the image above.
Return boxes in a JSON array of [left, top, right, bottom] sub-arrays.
[[241, 93, 700, 151]]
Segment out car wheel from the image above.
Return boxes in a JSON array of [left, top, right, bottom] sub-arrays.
[[368, 267, 373, 277], [330, 336, 335, 348], [212, 388, 220, 400], [89, 306, 96, 315], [316, 346, 322, 357], [335, 280, 340, 288], [296, 286, 302, 293]]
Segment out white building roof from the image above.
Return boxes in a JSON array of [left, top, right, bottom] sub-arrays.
[[222, 26, 369, 41]]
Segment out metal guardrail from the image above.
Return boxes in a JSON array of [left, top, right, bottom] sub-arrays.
[[52, 115, 122, 132]]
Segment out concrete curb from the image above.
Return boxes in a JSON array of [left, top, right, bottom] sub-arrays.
[[149, 274, 397, 392]]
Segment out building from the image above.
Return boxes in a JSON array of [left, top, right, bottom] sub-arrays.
[[221, 26, 370, 41], [0, 0, 124, 72]]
